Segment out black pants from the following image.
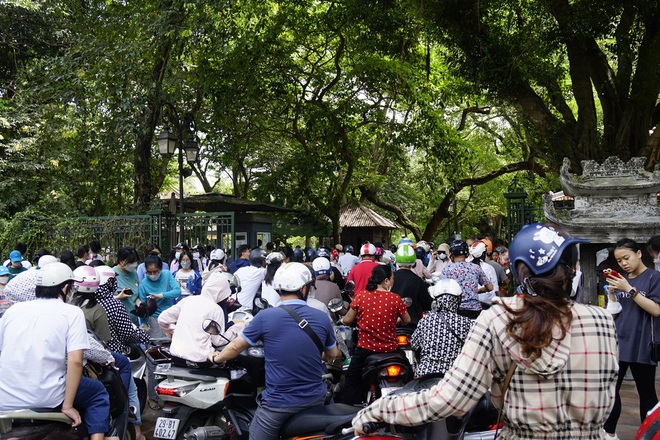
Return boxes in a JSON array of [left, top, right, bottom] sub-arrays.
[[604, 361, 658, 433], [342, 347, 410, 406]]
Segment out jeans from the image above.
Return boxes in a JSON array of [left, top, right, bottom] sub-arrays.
[[604, 361, 658, 433], [128, 376, 142, 425], [147, 315, 166, 401], [111, 352, 131, 391], [249, 394, 325, 440], [74, 376, 110, 435]]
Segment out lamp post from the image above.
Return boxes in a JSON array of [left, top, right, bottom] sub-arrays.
[[157, 104, 199, 245]]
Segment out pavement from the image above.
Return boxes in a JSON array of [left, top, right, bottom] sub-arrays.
[[139, 373, 658, 440]]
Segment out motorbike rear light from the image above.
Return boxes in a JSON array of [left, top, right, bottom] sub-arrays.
[[379, 365, 401, 377], [155, 384, 196, 397], [396, 335, 409, 346]]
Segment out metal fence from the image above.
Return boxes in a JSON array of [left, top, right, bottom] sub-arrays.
[[0, 210, 234, 264]]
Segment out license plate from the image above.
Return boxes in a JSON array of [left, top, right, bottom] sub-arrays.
[[154, 417, 180, 439], [156, 363, 171, 373], [380, 386, 401, 396]]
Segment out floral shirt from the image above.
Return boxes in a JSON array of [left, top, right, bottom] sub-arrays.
[[440, 261, 490, 311], [351, 289, 408, 352], [352, 297, 619, 439]]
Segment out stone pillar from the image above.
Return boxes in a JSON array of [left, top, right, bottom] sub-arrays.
[[579, 243, 598, 305]]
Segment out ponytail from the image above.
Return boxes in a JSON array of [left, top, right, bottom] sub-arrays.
[[365, 265, 392, 291]]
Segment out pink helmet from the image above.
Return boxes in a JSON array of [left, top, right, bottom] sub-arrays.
[[73, 266, 100, 293]]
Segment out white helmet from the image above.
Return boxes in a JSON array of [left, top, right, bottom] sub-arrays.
[[209, 248, 226, 261], [273, 262, 314, 292], [73, 266, 100, 293], [35, 262, 82, 287], [220, 271, 241, 293], [37, 255, 58, 268], [429, 279, 462, 299], [94, 265, 116, 285], [469, 241, 487, 259], [312, 257, 332, 276], [359, 242, 376, 256]]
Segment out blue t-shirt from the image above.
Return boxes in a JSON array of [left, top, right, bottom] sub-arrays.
[[138, 270, 181, 319], [241, 299, 336, 407], [612, 268, 660, 364]]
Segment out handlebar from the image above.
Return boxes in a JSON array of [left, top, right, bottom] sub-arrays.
[[340, 422, 384, 435]]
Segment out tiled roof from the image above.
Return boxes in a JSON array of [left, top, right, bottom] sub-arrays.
[[339, 204, 398, 229]]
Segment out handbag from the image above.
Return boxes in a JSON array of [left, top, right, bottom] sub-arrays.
[[651, 317, 660, 362]]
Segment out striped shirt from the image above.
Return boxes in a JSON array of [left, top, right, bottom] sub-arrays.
[[352, 296, 619, 439]]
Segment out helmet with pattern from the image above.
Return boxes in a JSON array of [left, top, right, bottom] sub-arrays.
[[317, 248, 331, 259], [469, 241, 487, 259], [416, 240, 430, 253], [73, 265, 100, 293], [396, 243, 416, 266], [359, 242, 376, 257], [312, 257, 332, 276], [509, 222, 589, 283]]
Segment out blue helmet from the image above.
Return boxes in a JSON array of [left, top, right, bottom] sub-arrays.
[[449, 240, 468, 257], [316, 248, 330, 259], [345, 245, 355, 255], [509, 223, 589, 283]]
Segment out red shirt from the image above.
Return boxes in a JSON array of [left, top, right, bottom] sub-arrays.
[[346, 259, 378, 293], [351, 289, 408, 352]]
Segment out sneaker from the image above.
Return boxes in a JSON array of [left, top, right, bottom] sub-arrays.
[[603, 431, 620, 440]]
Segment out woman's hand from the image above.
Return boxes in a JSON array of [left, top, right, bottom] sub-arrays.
[[605, 273, 632, 293], [148, 293, 164, 300]]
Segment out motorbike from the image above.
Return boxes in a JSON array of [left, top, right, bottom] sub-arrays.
[[346, 374, 499, 440], [126, 342, 150, 416], [189, 323, 360, 440], [636, 401, 660, 440], [150, 313, 255, 440], [0, 361, 131, 440]]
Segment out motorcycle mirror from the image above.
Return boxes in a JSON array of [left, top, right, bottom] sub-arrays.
[[254, 297, 271, 310], [402, 297, 413, 307], [345, 280, 355, 292], [327, 297, 344, 313], [202, 319, 222, 335]]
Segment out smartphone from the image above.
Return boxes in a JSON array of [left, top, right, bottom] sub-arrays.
[[603, 268, 621, 278]]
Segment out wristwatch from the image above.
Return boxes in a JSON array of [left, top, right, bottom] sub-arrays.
[[629, 288, 639, 299]]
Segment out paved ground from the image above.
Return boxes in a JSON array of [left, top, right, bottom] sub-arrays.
[[140, 373, 658, 439]]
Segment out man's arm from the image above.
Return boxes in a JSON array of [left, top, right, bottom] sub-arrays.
[[62, 349, 84, 426], [209, 335, 250, 364], [323, 345, 339, 361]]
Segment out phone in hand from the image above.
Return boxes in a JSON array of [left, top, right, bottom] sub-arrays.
[[603, 268, 621, 278]]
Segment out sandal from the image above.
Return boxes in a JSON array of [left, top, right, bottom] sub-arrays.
[[147, 399, 162, 411]]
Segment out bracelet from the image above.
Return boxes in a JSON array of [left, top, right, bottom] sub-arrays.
[[629, 288, 639, 299]]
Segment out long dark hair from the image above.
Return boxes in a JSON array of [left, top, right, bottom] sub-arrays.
[[264, 260, 283, 285], [366, 265, 392, 291], [502, 262, 573, 360]]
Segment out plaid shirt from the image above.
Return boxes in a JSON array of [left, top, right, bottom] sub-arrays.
[[353, 296, 619, 439]]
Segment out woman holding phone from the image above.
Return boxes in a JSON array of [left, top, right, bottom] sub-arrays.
[[604, 238, 660, 440]]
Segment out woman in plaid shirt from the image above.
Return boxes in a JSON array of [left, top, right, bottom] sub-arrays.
[[352, 223, 619, 439]]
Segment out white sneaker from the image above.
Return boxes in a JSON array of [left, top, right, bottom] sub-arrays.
[[603, 432, 620, 440]]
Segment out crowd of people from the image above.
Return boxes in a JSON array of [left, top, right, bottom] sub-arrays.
[[0, 227, 658, 439]]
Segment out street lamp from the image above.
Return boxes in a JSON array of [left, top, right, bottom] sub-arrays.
[[157, 104, 200, 244]]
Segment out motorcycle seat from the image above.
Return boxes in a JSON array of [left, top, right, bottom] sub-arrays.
[[162, 365, 230, 382], [280, 403, 360, 438], [363, 352, 407, 368]]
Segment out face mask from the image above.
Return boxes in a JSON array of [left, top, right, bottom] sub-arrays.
[[193, 252, 200, 259], [125, 262, 138, 272], [0, 276, 8, 284], [654, 258, 660, 271], [180, 261, 191, 269], [148, 273, 161, 282], [438, 252, 447, 260], [175, 252, 182, 260], [11, 261, 21, 268]]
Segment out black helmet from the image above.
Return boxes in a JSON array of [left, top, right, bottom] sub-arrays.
[[449, 240, 469, 257], [345, 245, 355, 255]]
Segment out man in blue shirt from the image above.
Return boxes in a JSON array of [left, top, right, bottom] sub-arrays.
[[210, 262, 338, 439], [229, 244, 251, 274]]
